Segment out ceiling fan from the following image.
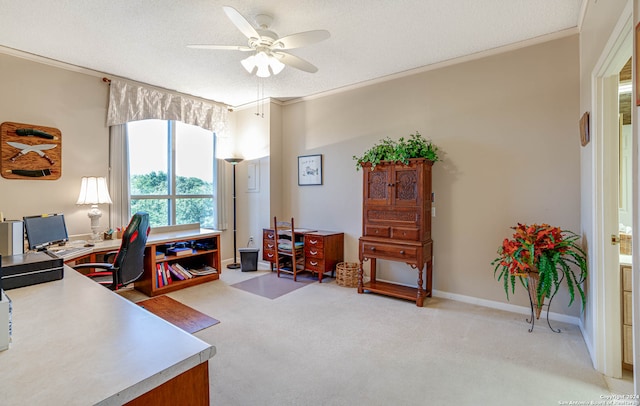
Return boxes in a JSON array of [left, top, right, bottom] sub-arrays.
[[188, 6, 330, 77]]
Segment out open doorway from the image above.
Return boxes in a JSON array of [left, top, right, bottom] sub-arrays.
[[618, 58, 633, 381]]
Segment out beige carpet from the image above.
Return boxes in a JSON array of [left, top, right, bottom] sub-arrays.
[[122, 267, 630, 406]]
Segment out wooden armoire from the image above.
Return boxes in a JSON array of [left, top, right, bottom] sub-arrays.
[[357, 158, 433, 306]]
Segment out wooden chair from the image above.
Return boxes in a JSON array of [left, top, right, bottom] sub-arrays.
[[274, 217, 306, 281]]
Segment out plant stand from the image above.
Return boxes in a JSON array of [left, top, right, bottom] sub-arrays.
[[525, 271, 563, 333]]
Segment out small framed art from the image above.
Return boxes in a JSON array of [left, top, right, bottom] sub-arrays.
[[298, 154, 322, 186]]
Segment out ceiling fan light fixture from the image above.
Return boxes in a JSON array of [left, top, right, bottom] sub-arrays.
[[269, 56, 285, 75], [241, 54, 257, 74]]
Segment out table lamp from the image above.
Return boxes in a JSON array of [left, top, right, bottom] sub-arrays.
[[76, 176, 112, 242]]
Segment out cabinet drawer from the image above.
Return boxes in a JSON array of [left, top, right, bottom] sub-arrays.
[[364, 225, 390, 238], [624, 325, 634, 365], [305, 235, 325, 249], [623, 266, 632, 292], [263, 249, 276, 262], [305, 246, 324, 259], [391, 227, 420, 241], [263, 229, 275, 241], [305, 258, 325, 272], [624, 291, 633, 325], [263, 241, 276, 251], [361, 242, 418, 261]]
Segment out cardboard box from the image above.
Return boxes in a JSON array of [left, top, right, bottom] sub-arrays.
[[1, 252, 63, 290]]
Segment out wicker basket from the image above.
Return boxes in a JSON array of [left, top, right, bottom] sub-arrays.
[[336, 262, 359, 288]]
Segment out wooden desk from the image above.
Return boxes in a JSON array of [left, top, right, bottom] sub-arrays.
[[62, 225, 222, 297], [262, 228, 344, 282], [0, 266, 215, 405]]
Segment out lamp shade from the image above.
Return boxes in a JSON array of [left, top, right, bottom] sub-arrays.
[[76, 176, 113, 205]]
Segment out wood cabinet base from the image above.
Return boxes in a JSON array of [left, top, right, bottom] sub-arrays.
[[126, 361, 209, 406]]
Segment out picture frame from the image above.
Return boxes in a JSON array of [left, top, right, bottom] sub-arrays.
[[298, 154, 322, 186]]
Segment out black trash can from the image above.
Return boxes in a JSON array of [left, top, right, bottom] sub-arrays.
[[239, 248, 260, 272]]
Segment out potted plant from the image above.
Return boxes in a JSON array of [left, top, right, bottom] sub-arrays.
[[492, 223, 588, 319], [353, 131, 439, 170]]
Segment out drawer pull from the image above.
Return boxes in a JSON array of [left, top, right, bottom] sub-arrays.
[[310, 250, 318, 255], [267, 253, 274, 258], [375, 230, 379, 233], [310, 261, 318, 266], [309, 239, 318, 244], [400, 250, 405, 255], [267, 244, 274, 248], [268, 233, 274, 239], [370, 247, 376, 251]]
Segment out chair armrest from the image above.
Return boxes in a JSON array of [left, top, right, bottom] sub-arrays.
[[73, 262, 115, 271]]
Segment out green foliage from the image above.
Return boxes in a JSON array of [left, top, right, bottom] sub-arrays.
[[130, 172, 214, 228], [353, 131, 439, 170]]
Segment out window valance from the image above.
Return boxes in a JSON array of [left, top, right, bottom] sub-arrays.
[[106, 78, 229, 134]]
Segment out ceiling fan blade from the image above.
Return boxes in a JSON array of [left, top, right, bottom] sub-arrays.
[[187, 44, 253, 51], [222, 6, 260, 39], [274, 51, 319, 73], [273, 30, 330, 50]]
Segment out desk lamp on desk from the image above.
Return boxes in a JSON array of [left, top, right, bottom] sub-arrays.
[[76, 176, 112, 243]]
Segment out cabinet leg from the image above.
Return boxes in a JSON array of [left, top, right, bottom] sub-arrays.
[[416, 264, 425, 307], [357, 261, 364, 294], [425, 259, 432, 297]]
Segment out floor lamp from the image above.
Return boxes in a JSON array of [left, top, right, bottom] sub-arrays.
[[225, 158, 243, 269]]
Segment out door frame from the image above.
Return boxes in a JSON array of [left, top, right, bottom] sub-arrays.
[[591, 6, 633, 379]]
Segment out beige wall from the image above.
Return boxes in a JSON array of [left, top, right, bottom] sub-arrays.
[[0, 53, 110, 237], [277, 35, 582, 315]]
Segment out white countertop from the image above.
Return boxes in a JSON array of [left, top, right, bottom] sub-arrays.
[[0, 266, 215, 405]]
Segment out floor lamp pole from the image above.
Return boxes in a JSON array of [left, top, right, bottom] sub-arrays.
[[225, 158, 243, 269]]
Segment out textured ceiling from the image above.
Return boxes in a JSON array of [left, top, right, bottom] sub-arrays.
[[0, 0, 584, 107]]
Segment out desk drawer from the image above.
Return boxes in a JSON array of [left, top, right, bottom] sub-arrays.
[[263, 229, 276, 242], [305, 235, 325, 249], [361, 241, 418, 261], [263, 249, 276, 263], [305, 258, 325, 272], [305, 245, 324, 259]]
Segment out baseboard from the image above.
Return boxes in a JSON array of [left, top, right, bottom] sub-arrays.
[[432, 289, 582, 326]]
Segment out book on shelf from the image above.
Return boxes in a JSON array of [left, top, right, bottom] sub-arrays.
[[171, 263, 193, 279], [167, 247, 193, 257], [166, 262, 185, 281], [155, 251, 166, 260], [188, 265, 218, 277]]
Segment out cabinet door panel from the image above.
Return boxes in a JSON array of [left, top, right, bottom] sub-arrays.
[[393, 166, 420, 206], [364, 168, 391, 205]]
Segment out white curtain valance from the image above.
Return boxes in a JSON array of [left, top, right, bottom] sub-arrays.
[[107, 78, 229, 135]]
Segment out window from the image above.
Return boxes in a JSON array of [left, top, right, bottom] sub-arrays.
[[126, 120, 217, 228]]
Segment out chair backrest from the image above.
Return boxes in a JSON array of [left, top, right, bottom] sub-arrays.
[[274, 216, 294, 248], [113, 212, 150, 286]]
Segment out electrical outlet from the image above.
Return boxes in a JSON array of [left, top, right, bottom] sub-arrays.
[[431, 207, 436, 217]]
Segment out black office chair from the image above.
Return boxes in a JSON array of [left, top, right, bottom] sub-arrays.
[[74, 212, 150, 290]]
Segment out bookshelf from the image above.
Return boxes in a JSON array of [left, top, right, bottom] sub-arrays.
[[135, 232, 221, 297]]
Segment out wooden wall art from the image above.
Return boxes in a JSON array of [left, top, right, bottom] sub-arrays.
[[579, 112, 590, 147], [1, 122, 61, 180]]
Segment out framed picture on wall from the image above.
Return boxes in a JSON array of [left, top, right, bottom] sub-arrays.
[[298, 154, 322, 186]]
